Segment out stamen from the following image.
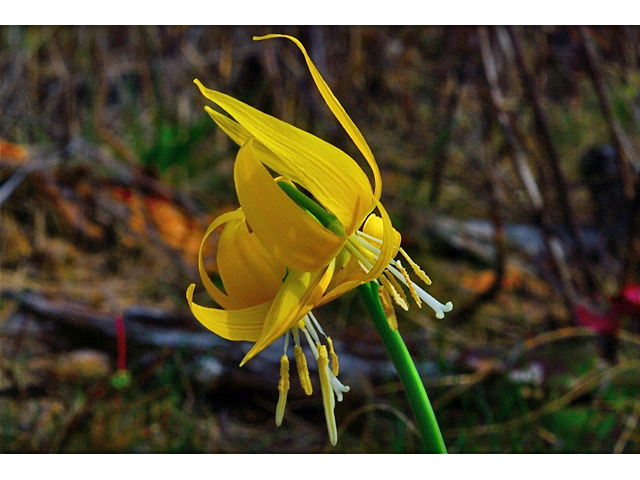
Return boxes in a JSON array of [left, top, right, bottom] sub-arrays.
[[355, 229, 389, 249], [354, 228, 453, 320], [291, 325, 302, 348], [327, 337, 339, 376], [352, 231, 383, 254], [344, 240, 373, 273], [276, 354, 290, 426], [302, 318, 322, 346], [379, 273, 409, 311], [307, 311, 327, 338], [399, 248, 432, 285], [396, 260, 422, 307], [317, 344, 338, 446], [300, 326, 320, 359], [385, 271, 409, 307], [294, 345, 313, 395], [387, 264, 453, 318], [303, 316, 345, 387], [378, 285, 399, 331]]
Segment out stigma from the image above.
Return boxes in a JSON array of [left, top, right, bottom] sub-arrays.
[[276, 311, 350, 446]]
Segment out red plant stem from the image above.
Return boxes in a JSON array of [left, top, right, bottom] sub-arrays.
[[115, 315, 127, 371]]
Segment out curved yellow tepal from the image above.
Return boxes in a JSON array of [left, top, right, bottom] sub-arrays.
[[217, 217, 286, 308], [234, 138, 346, 272], [205, 106, 286, 173], [240, 259, 335, 366], [253, 34, 382, 201], [194, 79, 374, 236], [186, 284, 268, 342], [363, 213, 401, 253], [197, 209, 245, 310]]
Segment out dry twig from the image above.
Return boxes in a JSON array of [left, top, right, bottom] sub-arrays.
[[445, 359, 640, 438], [506, 26, 596, 295], [613, 399, 640, 454], [478, 26, 578, 310]]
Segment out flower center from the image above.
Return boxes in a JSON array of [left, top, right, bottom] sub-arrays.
[[276, 311, 349, 446], [344, 227, 453, 322]]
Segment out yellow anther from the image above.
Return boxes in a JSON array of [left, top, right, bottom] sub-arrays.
[[400, 248, 432, 285], [327, 337, 339, 376], [396, 260, 422, 307], [380, 272, 408, 311], [317, 344, 338, 446], [385, 271, 409, 307], [378, 285, 399, 331], [294, 345, 313, 395], [276, 355, 290, 426]]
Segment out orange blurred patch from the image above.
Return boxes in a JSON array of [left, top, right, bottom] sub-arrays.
[[459, 265, 524, 293], [460, 264, 551, 297], [52, 192, 105, 242], [2, 140, 231, 274], [145, 194, 211, 267], [110, 186, 148, 245], [0, 140, 29, 165], [109, 186, 231, 272]]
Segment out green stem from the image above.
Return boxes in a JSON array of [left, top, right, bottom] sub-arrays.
[[357, 281, 447, 453], [277, 181, 346, 237]]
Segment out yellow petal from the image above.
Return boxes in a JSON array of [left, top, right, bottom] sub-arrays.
[[240, 260, 336, 366], [234, 138, 346, 272], [206, 106, 346, 238], [186, 284, 268, 342], [217, 217, 287, 308], [198, 209, 246, 310], [358, 197, 395, 282], [363, 214, 401, 252], [195, 79, 374, 235], [254, 34, 382, 201], [205, 106, 281, 167], [325, 247, 363, 293]]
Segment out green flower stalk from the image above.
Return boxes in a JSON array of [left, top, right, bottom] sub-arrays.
[[358, 281, 447, 453]]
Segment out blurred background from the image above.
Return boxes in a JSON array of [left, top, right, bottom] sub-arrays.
[[1, 25, 639, 453]]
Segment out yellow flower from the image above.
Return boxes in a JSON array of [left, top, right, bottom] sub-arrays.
[[187, 34, 452, 446], [186, 206, 348, 445]]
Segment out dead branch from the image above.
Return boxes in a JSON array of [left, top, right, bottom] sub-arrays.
[[578, 26, 640, 286], [428, 75, 459, 206], [478, 26, 578, 311], [579, 26, 639, 199], [621, 191, 640, 285], [506, 26, 595, 295], [0, 289, 220, 353], [447, 155, 507, 323]]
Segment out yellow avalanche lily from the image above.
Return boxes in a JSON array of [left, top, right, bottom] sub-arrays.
[[187, 34, 452, 446], [186, 204, 348, 445]]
